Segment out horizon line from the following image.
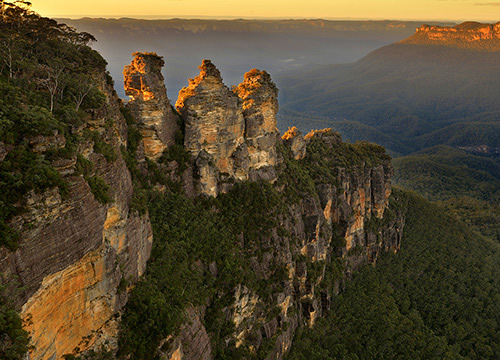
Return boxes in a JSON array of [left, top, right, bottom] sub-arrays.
[[46, 15, 499, 23]]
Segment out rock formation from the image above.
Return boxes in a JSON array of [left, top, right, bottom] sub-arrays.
[[158, 129, 402, 360], [401, 21, 500, 51], [234, 69, 280, 182], [124, 52, 179, 160], [176, 60, 280, 196], [2, 49, 403, 360], [282, 126, 307, 160], [0, 67, 153, 360], [176, 60, 246, 196]]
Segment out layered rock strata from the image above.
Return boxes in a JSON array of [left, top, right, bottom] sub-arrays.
[[124, 52, 179, 159], [401, 21, 500, 51], [176, 60, 280, 196], [158, 129, 403, 360], [0, 68, 153, 360]]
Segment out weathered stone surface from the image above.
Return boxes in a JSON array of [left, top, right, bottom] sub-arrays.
[[282, 126, 306, 160], [234, 69, 280, 176], [0, 67, 153, 360], [28, 131, 66, 153], [124, 52, 179, 159], [177, 60, 246, 196], [176, 61, 283, 196], [157, 307, 212, 360]]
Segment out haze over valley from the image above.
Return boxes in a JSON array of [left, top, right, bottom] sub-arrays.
[[0, 2, 499, 360]]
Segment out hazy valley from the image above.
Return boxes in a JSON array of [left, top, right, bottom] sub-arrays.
[[0, 3, 499, 360]]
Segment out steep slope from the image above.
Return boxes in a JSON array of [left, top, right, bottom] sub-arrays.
[[116, 58, 402, 359], [0, 6, 406, 360], [287, 189, 500, 359], [2, 6, 496, 360], [0, 5, 153, 360], [277, 21, 500, 155]]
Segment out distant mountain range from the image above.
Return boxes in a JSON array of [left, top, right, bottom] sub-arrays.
[[277, 22, 500, 222], [59, 18, 452, 98], [277, 22, 500, 156], [401, 21, 500, 51]]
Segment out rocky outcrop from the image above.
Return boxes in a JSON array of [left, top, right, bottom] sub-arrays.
[[156, 127, 402, 360], [233, 69, 280, 180], [0, 67, 153, 360], [176, 60, 246, 196], [2, 48, 404, 360], [124, 52, 179, 160], [401, 21, 500, 51], [282, 126, 306, 160], [176, 61, 280, 196]]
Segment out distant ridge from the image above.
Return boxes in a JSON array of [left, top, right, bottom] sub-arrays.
[[400, 21, 500, 51]]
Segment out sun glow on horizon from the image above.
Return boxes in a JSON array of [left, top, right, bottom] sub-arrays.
[[30, 0, 500, 22]]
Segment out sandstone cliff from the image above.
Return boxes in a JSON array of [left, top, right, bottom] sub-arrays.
[[154, 127, 402, 360], [176, 60, 280, 196], [401, 21, 500, 51], [0, 62, 153, 360], [2, 47, 404, 360], [124, 52, 179, 160]]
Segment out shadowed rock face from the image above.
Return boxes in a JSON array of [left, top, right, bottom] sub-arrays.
[[234, 69, 280, 175], [124, 52, 179, 159], [176, 60, 246, 196], [176, 61, 280, 196], [401, 22, 500, 51]]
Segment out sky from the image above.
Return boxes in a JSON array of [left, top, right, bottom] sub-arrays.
[[30, 0, 500, 22]]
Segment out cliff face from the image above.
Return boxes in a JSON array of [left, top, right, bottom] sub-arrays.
[[0, 67, 153, 360], [124, 52, 179, 160], [2, 47, 403, 360], [401, 21, 500, 51], [176, 60, 279, 196], [156, 128, 403, 360]]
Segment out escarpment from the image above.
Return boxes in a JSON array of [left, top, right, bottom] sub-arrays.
[[123, 55, 402, 358], [0, 62, 153, 359], [153, 126, 403, 360], [401, 21, 500, 51], [2, 48, 404, 360]]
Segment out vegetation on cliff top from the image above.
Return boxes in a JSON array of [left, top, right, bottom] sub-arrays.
[[0, 1, 111, 249]]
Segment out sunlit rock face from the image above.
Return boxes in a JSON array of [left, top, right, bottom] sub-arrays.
[[401, 22, 500, 51], [282, 126, 306, 160], [124, 52, 179, 159], [0, 69, 153, 360], [177, 61, 281, 196]]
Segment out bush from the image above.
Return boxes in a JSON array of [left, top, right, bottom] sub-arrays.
[[85, 176, 111, 204]]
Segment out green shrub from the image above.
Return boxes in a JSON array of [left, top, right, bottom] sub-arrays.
[[85, 176, 111, 204]]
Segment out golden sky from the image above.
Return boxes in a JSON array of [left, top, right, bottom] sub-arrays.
[[31, 0, 500, 21]]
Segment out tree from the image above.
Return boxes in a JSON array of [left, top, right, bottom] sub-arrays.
[[36, 62, 66, 112], [0, 32, 24, 79], [70, 74, 95, 112]]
